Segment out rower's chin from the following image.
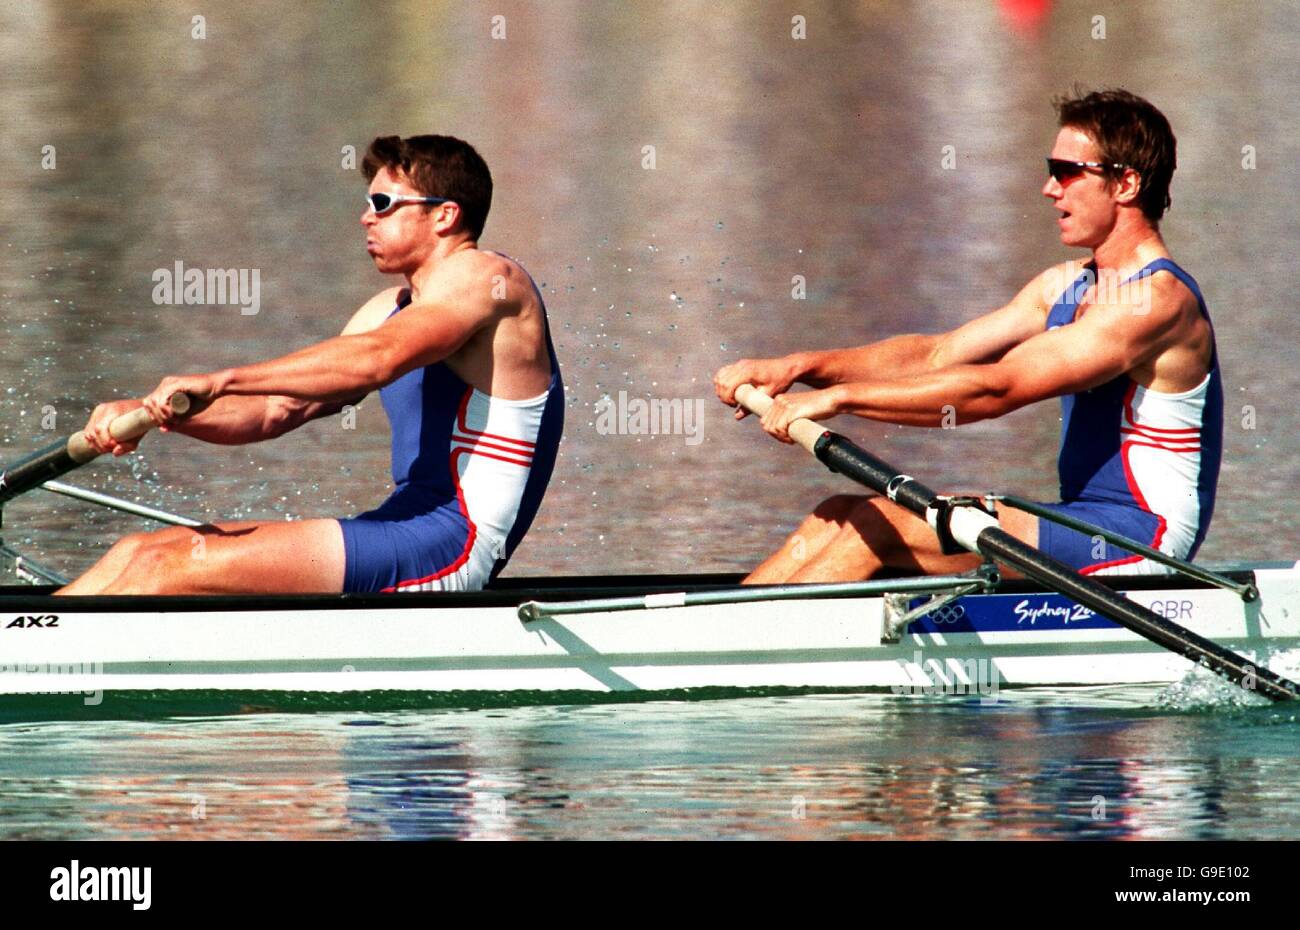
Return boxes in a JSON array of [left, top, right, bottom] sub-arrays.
[[1057, 227, 1088, 248]]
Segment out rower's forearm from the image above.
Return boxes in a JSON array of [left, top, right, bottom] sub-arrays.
[[171, 396, 277, 445], [219, 334, 388, 403], [796, 334, 941, 387], [831, 365, 1009, 427]]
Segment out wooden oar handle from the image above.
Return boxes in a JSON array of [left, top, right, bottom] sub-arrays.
[[734, 384, 828, 455], [66, 392, 193, 464]]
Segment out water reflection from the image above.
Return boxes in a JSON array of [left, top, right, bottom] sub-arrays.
[[0, 694, 1294, 840]]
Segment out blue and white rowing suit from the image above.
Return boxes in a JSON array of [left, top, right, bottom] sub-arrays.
[[338, 268, 564, 592], [1034, 258, 1223, 575]]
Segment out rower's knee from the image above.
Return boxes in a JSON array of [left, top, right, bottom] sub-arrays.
[[111, 532, 150, 556], [810, 494, 869, 525], [840, 496, 917, 557], [113, 526, 191, 556], [117, 538, 195, 593]]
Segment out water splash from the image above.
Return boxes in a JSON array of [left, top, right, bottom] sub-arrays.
[[1154, 649, 1300, 713]]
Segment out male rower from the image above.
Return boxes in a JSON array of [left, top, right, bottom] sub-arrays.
[[57, 134, 564, 595], [714, 89, 1221, 584]]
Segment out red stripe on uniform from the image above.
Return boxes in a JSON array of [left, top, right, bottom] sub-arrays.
[[451, 433, 535, 462], [456, 402, 537, 449], [1120, 433, 1201, 453], [1079, 513, 1168, 575], [452, 446, 533, 468]]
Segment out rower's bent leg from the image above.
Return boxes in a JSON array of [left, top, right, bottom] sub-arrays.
[[55, 531, 156, 595], [745, 495, 868, 584], [55, 519, 346, 595], [745, 494, 1037, 584]]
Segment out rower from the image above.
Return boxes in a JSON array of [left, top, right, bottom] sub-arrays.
[[56, 135, 564, 595], [714, 89, 1221, 585]]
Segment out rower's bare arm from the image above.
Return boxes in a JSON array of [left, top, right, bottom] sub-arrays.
[[716, 263, 1066, 410], [807, 265, 1065, 382], [793, 334, 940, 388], [80, 395, 273, 452], [929, 266, 1070, 367], [170, 396, 286, 445], [265, 287, 405, 433], [716, 336, 943, 407], [213, 264, 499, 403], [984, 277, 1189, 416], [827, 284, 1181, 426], [169, 393, 344, 445], [366, 263, 506, 381], [165, 288, 403, 443]]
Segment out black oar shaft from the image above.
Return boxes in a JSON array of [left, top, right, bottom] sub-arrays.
[[816, 432, 1298, 701], [976, 528, 1299, 702], [0, 437, 90, 505], [0, 393, 191, 506], [815, 434, 939, 514], [732, 384, 1299, 702]]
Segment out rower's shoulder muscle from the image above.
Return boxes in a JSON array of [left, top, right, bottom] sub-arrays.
[[340, 286, 405, 336], [931, 262, 1072, 367], [364, 251, 526, 381], [438, 249, 531, 317]]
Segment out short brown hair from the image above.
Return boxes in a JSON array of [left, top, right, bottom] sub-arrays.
[[362, 135, 493, 239], [1053, 88, 1177, 222]]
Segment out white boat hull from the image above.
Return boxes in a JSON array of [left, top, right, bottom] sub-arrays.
[[1, 564, 1297, 701]]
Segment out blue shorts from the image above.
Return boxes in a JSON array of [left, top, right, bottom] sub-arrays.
[[1033, 499, 1164, 575], [338, 486, 475, 593]]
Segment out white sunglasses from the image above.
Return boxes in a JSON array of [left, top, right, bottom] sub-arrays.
[[365, 192, 452, 215]]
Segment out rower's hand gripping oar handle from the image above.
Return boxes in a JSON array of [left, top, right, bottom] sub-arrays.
[[735, 384, 991, 552], [65, 392, 193, 464], [734, 384, 827, 455], [0, 393, 194, 506]]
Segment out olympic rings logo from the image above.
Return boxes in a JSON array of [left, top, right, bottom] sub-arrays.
[[926, 604, 966, 625]]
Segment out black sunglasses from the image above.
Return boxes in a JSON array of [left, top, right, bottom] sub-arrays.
[[365, 192, 452, 215], [1046, 158, 1127, 183]]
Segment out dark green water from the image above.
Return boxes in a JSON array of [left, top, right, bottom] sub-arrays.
[[0, 685, 1296, 840]]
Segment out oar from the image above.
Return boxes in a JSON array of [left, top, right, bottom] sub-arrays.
[[0, 393, 191, 506], [734, 384, 1300, 702]]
